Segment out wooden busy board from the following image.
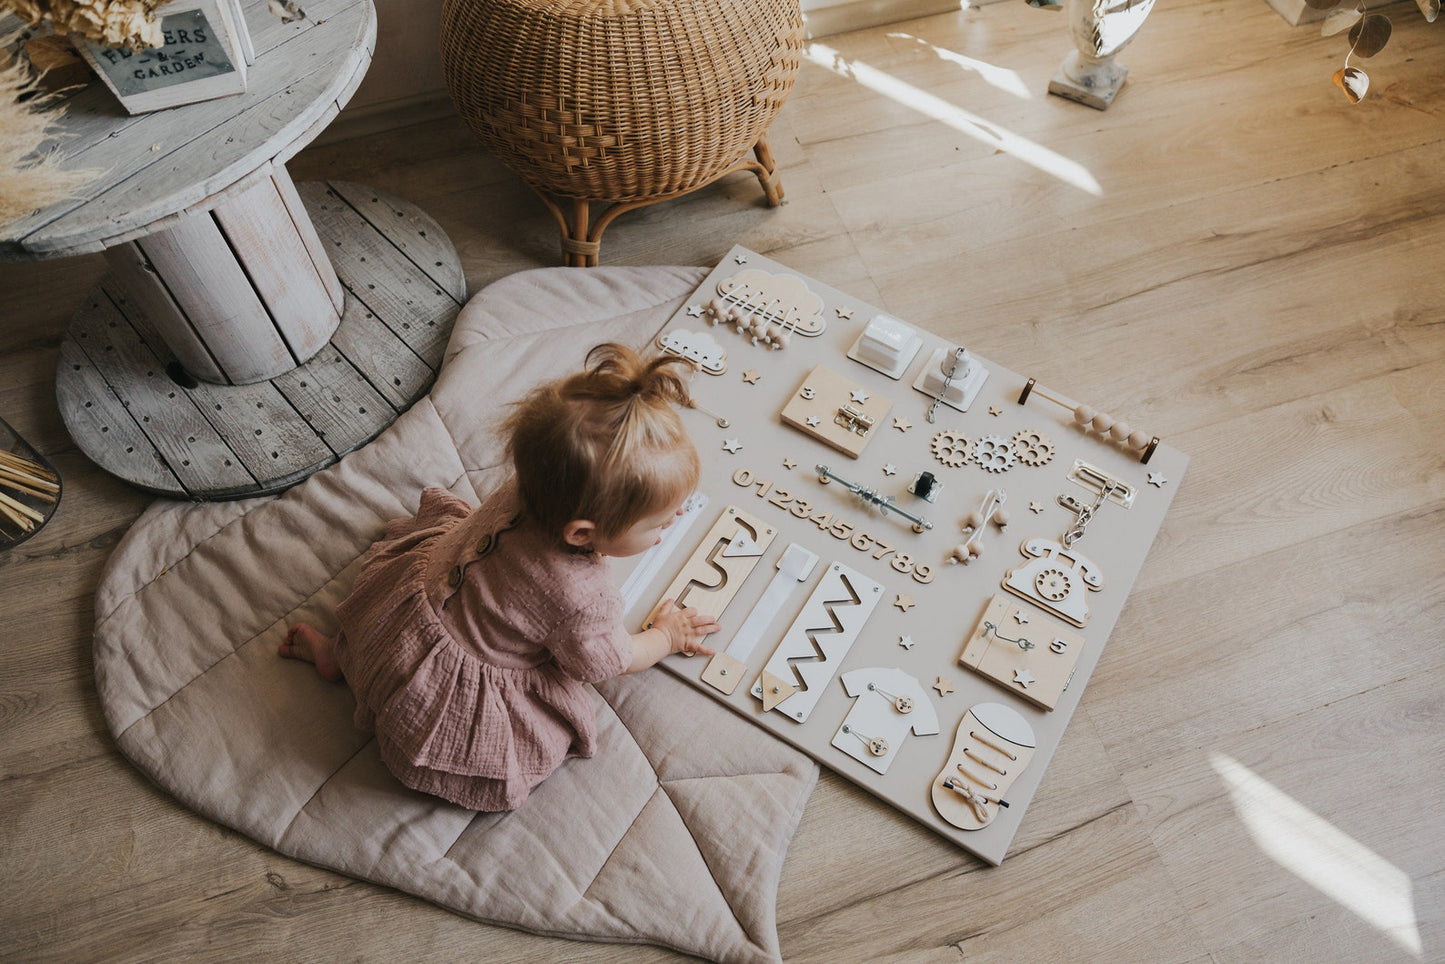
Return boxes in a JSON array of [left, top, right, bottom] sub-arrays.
[[615, 246, 1189, 865]]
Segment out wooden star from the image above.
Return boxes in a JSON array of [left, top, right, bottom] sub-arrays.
[[988, 405, 1003, 417], [893, 416, 912, 432], [850, 388, 870, 404], [1029, 501, 1045, 514], [835, 305, 854, 319], [932, 676, 954, 697], [1148, 471, 1168, 487], [721, 438, 742, 454], [686, 304, 703, 317], [894, 593, 915, 612], [882, 463, 897, 476], [1013, 610, 1029, 625], [782, 457, 797, 470], [898, 634, 916, 650], [806, 415, 821, 427], [734, 254, 749, 264], [742, 369, 761, 384], [1013, 668, 1036, 688]]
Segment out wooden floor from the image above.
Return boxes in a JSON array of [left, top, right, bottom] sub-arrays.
[[3, 1, 1442, 960]]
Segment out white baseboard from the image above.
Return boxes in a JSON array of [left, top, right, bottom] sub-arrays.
[[318, 91, 457, 146], [803, 0, 973, 39]]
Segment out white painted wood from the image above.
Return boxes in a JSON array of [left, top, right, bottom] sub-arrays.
[[274, 171, 346, 313], [101, 244, 226, 383], [53, 340, 185, 493], [53, 182, 462, 499], [325, 181, 467, 302], [626, 245, 1190, 865], [301, 183, 460, 367], [135, 214, 295, 385], [67, 292, 258, 494], [750, 559, 886, 722], [0, 0, 374, 259], [212, 175, 342, 367]]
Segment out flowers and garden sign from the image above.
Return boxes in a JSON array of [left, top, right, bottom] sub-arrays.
[[75, 0, 248, 112]]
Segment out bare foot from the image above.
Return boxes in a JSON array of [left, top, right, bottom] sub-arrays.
[[278, 623, 343, 682]]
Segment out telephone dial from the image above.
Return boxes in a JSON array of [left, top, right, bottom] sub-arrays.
[[1002, 538, 1104, 627]]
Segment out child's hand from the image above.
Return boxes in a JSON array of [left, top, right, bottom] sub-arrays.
[[650, 598, 720, 657]]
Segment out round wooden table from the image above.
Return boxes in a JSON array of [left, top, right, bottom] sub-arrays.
[[1, 0, 466, 499]]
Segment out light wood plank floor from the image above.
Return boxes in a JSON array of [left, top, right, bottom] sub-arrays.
[[3, 1, 1442, 960]]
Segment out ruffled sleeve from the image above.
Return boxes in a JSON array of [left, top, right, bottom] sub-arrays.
[[544, 597, 632, 683]]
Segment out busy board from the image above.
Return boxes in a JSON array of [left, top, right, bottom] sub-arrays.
[[615, 246, 1189, 865]]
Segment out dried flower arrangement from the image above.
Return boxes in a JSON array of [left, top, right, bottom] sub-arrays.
[[1, 0, 161, 50], [0, 28, 101, 228], [1305, 0, 1440, 102]]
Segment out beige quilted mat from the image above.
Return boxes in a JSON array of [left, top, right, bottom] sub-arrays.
[[92, 266, 818, 963]]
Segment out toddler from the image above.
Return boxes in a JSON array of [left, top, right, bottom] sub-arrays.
[[280, 343, 720, 811]]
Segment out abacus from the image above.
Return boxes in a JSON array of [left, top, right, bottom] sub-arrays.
[[1016, 377, 1160, 464]]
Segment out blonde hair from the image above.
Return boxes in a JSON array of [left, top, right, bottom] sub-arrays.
[[504, 343, 700, 539]]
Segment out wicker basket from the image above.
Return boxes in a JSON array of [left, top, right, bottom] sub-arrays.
[[440, 0, 805, 265]]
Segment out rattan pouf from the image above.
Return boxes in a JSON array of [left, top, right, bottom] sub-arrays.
[[440, 0, 805, 266]]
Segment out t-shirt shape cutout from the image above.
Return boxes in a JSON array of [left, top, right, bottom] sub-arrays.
[[831, 667, 940, 775]]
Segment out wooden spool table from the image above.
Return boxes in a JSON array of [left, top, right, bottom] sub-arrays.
[[1, 0, 466, 500]]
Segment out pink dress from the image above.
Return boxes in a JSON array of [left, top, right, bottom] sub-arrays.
[[333, 482, 632, 811]]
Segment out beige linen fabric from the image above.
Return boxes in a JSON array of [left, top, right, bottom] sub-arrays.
[[92, 266, 818, 964]]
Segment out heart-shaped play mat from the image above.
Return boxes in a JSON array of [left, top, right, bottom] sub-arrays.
[[92, 265, 818, 963]]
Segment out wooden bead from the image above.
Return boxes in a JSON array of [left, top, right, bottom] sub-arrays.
[[1091, 412, 1115, 433], [993, 508, 1010, 528], [965, 510, 984, 530], [1073, 404, 1095, 425], [1128, 430, 1150, 450], [1109, 420, 1131, 442]]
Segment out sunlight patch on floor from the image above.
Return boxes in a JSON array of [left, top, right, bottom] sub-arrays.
[[885, 33, 1033, 100], [803, 43, 1102, 196], [1212, 753, 1422, 957]]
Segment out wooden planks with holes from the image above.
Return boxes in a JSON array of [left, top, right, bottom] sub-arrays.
[[54, 181, 464, 499]]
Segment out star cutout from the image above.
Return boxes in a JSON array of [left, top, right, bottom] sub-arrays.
[[894, 593, 915, 612], [805, 415, 821, 427], [933, 676, 954, 697], [882, 463, 897, 476], [893, 416, 912, 432], [1029, 501, 1045, 514], [898, 634, 916, 651], [686, 304, 703, 317], [1148, 471, 1168, 487], [734, 254, 749, 264], [782, 457, 797, 470], [1013, 610, 1029, 625], [988, 405, 1003, 417], [850, 388, 870, 404], [721, 438, 742, 454], [835, 306, 854, 319], [1013, 668, 1036, 688], [742, 369, 761, 384]]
